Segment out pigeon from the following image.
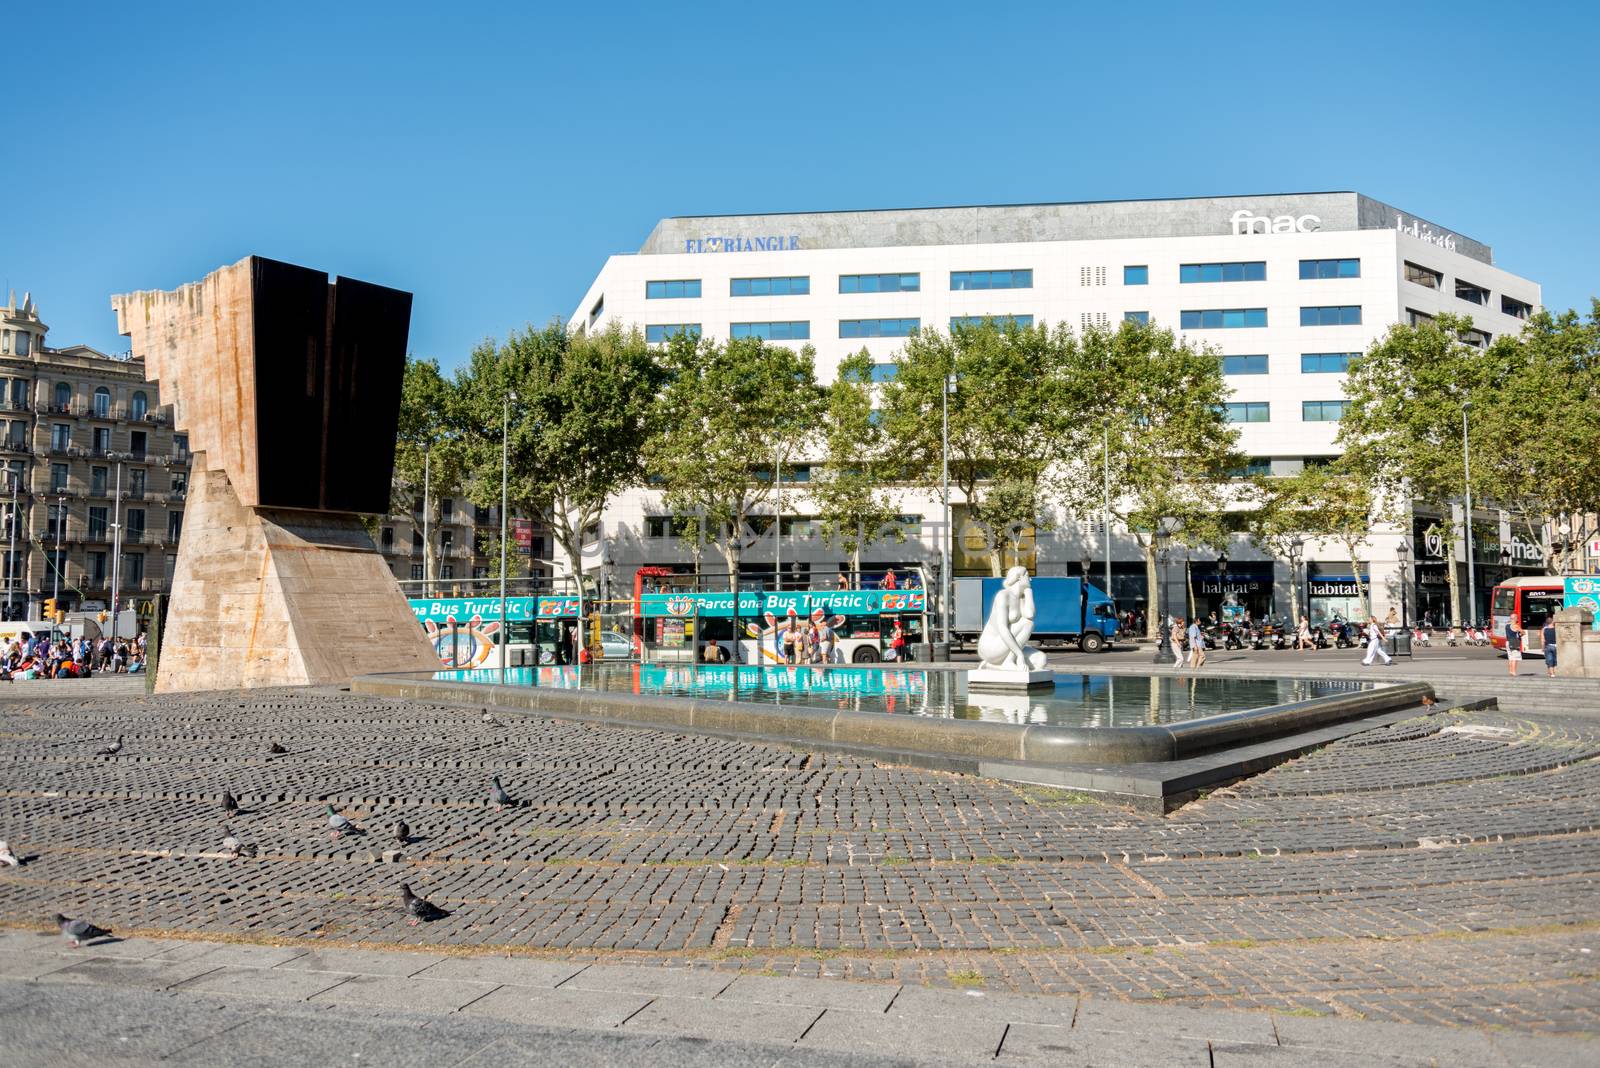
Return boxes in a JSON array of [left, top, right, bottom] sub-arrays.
[[489, 776, 513, 811], [55, 913, 111, 947], [392, 820, 411, 846], [399, 884, 449, 925], [481, 710, 504, 728], [222, 792, 240, 817], [0, 840, 20, 867], [95, 735, 123, 757], [267, 741, 288, 755], [221, 828, 258, 858], [326, 805, 363, 839]]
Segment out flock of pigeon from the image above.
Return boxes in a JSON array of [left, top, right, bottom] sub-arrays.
[[18, 723, 528, 947]]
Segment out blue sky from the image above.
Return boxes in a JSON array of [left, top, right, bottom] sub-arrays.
[[7, 1, 1595, 367]]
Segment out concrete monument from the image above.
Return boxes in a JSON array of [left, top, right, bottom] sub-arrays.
[[111, 256, 440, 691], [969, 566, 1054, 690]]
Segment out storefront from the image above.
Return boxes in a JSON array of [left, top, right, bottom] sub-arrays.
[[1307, 566, 1369, 627], [1189, 562, 1275, 621]]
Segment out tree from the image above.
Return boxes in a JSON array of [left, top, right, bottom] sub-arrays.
[[1337, 315, 1489, 625], [1062, 320, 1243, 637], [879, 320, 1080, 576], [1247, 462, 1377, 621], [456, 321, 664, 590], [645, 333, 824, 586], [393, 356, 467, 592], [810, 350, 904, 578]]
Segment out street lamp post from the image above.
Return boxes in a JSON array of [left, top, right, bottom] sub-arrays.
[[773, 443, 782, 592], [940, 372, 956, 646], [3, 470, 16, 620], [498, 390, 515, 685], [52, 495, 64, 609], [109, 462, 123, 646], [1288, 536, 1304, 624], [1102, 421, 1112, 598], [1462, 400, 1477, 631], [1217, 550, 1229, 619], [1396, 537, 1410, 630], [422, 445, 431, 598], [1151, 518, 1182, 664]]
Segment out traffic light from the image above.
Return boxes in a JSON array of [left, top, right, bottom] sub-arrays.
[[43, 598, 55, 621]]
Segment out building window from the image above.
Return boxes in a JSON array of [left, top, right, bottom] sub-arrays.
[[1300, 305, 1362, 326], [130, 430, 147, 458], [14, 332, 28, 356], [91, 467, 107, 496], [90, 551, 107, 585], [869, 363, 897, 383], [1301, 352, 1355, 373], [1180, 262, 1266, 283], [840, 318, 920, 339], [839, 273, 919, 294], [441, 498, 454, 520], [587, 295, 604, 327], [730, 321, 810, 341], [645, 324, 701, 344], [410, 564, 424, 580], [645, 279, 701, 299], [1123, 265, 1148, 286], [127, 508, 146, 538], [1181, 308, 1267, 329], [174, 434, 189, 458], [51, 424, 70, 451], [1501, 295, 1532, 319], [5, 421, 21, 447], [88, 507, 108, 539], [381, 526, 394, 548], [1455, 279, 1489, 305], [1303, 400, 1349, 421], [1230, 457, 1273, 477], [51, 463, 68, 492], [1404, 261, 1443, 289], [1461, 327, 1492, 349], [130, 469, 146, 498], [93, 387, 111, 418], [1224, 402, 1270, 423], [731, 276, 809, 296], [1079, 266, 1107, 286], [1298, 258, 1360, 279], [1406, 308, 1434, 327], [10, 379, 26, 409], [1124, 311, 1149, 324], [645, 515, 697, 539], [440, 564, 454, 580], [168, 510, 184, 541], [92, 427, 110, 454], [949, 315, 1033, 330], [171, 471, 187, 496], [130, 391, 148, 420], [950, 269, 1032, 290], [48, 503, 67, 538], [1222, 355, 1269, 375], [53, 382, 71, 412]]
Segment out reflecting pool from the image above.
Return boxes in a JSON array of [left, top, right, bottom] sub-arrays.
[[430, 663, 1376, 729]]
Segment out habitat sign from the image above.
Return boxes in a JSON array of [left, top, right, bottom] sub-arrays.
[[640, 589, 925, 619]]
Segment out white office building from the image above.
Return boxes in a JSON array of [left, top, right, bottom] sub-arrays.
[[567, 192, 1543, 626]]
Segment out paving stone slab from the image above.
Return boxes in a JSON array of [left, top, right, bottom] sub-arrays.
[[274, 948, 448, 977], [800, 1007, 1008, 1059], [717, 972, 900, 1013], [460, 984, 653, 1030], [887, 984, 1078, 1025], [39, 955, 223, 991], [623, 993, 823, 1043], [559, 963, 736, 999], [412, 956, 588, 987], [1076, 996, 1277, 1043], [0, 954, 84, 981], [173, 964, 351, 1001], [167, 942, 311, 969], [997, 1021, 1212, 1066], [1272, 1012, 1508, 1063], [308, 973, 500, 1012], [1490, 1031, 1599, 1068]]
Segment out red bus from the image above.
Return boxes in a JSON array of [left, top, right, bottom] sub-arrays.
[[1489, 577, 1565, 652]]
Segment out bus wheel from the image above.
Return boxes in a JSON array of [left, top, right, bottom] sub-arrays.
[[1079, 632, 1106, 654], [852, 646, 881, 664]]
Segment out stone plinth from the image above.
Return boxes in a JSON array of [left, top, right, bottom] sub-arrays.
[[112, 256, 438, 691], [966, 666, 1056, 691], [1554, 607, 1599, 679]]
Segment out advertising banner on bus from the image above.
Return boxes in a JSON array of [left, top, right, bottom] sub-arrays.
[[639, 589, 925, 619]]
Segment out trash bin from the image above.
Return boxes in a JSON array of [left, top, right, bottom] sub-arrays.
[[1387, 627, 1412, 658]]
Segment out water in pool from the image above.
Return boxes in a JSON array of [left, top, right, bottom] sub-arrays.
[[431, 663, 1375, 729]]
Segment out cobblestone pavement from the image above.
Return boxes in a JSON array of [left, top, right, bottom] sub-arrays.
[[1, 687, 1596, 1040]]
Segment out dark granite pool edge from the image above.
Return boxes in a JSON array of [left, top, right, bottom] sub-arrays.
[[350, 672, 1434, 768]]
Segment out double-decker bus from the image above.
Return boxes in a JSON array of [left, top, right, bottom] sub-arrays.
[[637, 587, 929, 664]]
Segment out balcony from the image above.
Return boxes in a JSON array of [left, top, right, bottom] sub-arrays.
[[0, 399, 31, 413], [0, 441, 31, 456], [84, 528, 112, 544]]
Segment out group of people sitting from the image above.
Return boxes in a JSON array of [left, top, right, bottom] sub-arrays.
[[1, 633, 145, 681]]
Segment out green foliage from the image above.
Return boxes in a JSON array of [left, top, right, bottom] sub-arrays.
[[1247, 461, 1376, 617], [393, 356, 468, 585], [644, 333, 824, 582], [880, 319, 1080, 575], [811, 350, 904, 572]]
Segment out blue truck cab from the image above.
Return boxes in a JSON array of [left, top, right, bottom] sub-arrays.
[[974, 576, 1119, 653]]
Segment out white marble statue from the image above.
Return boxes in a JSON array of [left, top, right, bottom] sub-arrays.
[[976, 567, 1050, 672]]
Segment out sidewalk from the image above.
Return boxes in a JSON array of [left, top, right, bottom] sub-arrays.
[[0, 929, 1588, 1067]]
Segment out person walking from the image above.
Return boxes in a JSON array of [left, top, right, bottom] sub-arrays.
[[1186, 617, 1207, 669], [1169, 616, 1186, 669], [1505, 617, 1523, 678], [781, 618, 800, 665], [1542, 615, 1558, 678], [1295, 614, 1313, 651], [1362, 615, 1392, 666]]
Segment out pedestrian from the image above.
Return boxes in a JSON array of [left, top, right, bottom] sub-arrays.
[[1186, 617, 1207, 669], [890, 620, 909, 662], [1384, 606, 1398, 629], [1296, 613, 1313, 651], [819, 619, 837, 664], [1504, 617, 1522, 678], [1362, 615, 1392, 666], [1542, 614, 1558, 678], [881, 568, 897, 591], [804, 620, 820, 664], [836, 572, 851, 591], [782, 617, 800, 665], [1169, 616, 1185, 669]]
